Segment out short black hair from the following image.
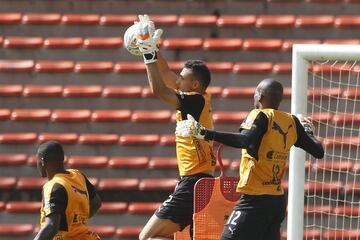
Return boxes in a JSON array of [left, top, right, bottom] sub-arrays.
[[37, 141, 64, 163], [184, 60, 211, 89]]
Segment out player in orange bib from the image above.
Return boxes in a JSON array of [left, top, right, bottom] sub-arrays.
[[176, 78, 325, 240], [33, 141, 102, 240]]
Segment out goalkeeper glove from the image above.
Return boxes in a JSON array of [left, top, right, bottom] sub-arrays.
[[175, 114, 206, 140], [297, 114, 315, 135]]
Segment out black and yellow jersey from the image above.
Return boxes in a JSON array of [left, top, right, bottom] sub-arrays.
[[175, 91, 216, 176], [40, 169, 100, 240]]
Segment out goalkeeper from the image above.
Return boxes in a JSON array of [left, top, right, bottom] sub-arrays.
[[176, 78, 324, 240], [134, 15, 216, 240]]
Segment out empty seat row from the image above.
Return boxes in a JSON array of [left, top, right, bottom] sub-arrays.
[[0, 13, 359, 28]]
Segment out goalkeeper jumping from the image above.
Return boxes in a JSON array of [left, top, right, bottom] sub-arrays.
[[134, 15, 216, 239], [176, 78, 324, 240]]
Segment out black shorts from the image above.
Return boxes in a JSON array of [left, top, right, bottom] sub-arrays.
[[155, 173, 213, 231], [221, 194, 286, 240]]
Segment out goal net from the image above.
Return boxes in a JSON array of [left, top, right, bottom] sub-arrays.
[[288, 44, 360, 240]]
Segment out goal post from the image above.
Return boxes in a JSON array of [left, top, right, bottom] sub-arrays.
[[288, 44, 360, 240]]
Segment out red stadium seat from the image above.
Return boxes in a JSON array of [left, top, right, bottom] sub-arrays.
[[102, 86, 143, 98], [88, 226, 116, 238], [159, 135, 176, 146], [344, 182, 360, 194], [168, 62, 184, 72], [61, 14, 100, 25], [74, 61, 113, 73], [34, 61, 75, 73], [308, 112, 333, 123], [150, 15, 178, 26], [323, 229, 360, 240], [0, 154, 27, 166], [162, 38, 203, 50], [0, 202, 4, 211], [282, 39, 322, 51], [323, 137, 360, 148], [67, 156, 108, 168], [304, 205, 332, 217], [114, 62, 146, 73], [91, 110, 132, 122], [139, 178, 178, 191], [323, 39, 360, 44], [83, 37, 122, 49], [233, 62, 273, 74], [0, 60, 34, 73], [213, 111, 248, 123], [3, 37, 43, 48], [333, 113, 360, 125], [203, 38, 242, 50], [334, 16, 360, 28], [131, 110, 172, 123], [256, 15, 295, 28], [217, 15, 256, 27], [206, 62, 234, 73], [78, 134, 119, 145], [0, 109, 10, 121], [0, 177, 17, 189], [108, 156, 149, 169], [243, 39, 283, 51], [281, 229, 321, 240], [311, 160, 353, 172], [272, 63, 292, 74], [38, 133, 78, 144], [116, 227, 142, 238], [305, 181, 343, 194], [0, 13, 22, 24], [295, 15, 335, 28], [119, 134, 160, 145], [148, 157, 178, 169], [51, 109, 91, 122], [17, 177, 46, 190], [98, 178, 139, 191], [141, 87, 154, 98], [343, 88, 360, 99], [0, 224, 33, 236], [63, 85, 103, 97], [11, 109, 51, 121], [222, 87, 255, 98], [23, 85, 63, 97], [0, 85, 23, 97], [353, 163, 360, 173], [43, 37, 83, 48], [99, 202, 128, 214], [128, 202, 161, 214], [99, 14, 137, 25], [0, 133, 37, 144], [206, 86, 223, 97], [5, 201, 41, 213], [22, 13, 61, 24], [333, 205, 360, 216], [178, 15, 217, 26], [308, 88, 342, 99]]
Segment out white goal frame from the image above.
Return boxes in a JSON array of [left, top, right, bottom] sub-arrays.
[[288, 44, 360, 240]]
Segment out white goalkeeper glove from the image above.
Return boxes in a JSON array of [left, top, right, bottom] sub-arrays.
[[175, 114, 206, 140], [297, 114, 315, 135], [135, 14, 163, 64]]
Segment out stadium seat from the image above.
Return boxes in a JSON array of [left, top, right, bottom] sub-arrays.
[[322, 39, 360, 44], [159, 135, 176, 146], [334, 16, 360, 28], [343, 88, 359, 99], [99, 14, 137, 25], [119, 134, 160, 145], [281, 229, 321, 240], [91, 110, 132, 122], [83, 37, 122, 49], [222, 87, 255, 98], [282, 39, 322, 51], [213, 111, 248, 123], [97, 178, 139, 191], [308, 88, 343, 99], [128, 202, 161, 214], [107, 156, 149, 169], [295, 15, 335, 28], [0, 154, 27, 166], [304, 205, 332, 216], [99, 202, 128, 214], [34, 60, 75, 73], [22, 13, 61, 24], [203, 38, 242, 50], [88, 226, 116, 238], [102, 86, 142, 98], [148, 157, 178, 169], [51, 109, 92, 122], [206, 62, 234, 73], [17, 177, 46, 190], [353, 163, 360, 173], [0, 109, 10, 121], [162, 38, 203, 50], [67, 156, 108, 168], [216, 15, 256, 27], [0, 84, 23, 97], [322, 229, 360, 239], [256, 15, 295, 28], [333, 113, 360, 125], [78, 134, 119, 145], [0, 224, 33, 236], [0, 177, 17, 189], [0, 133, 37, 143], [115, 226, 142, 238], [243, 39, 283, 51], [23, 85, 63, 97], [305, 181, 343, 194], [333, 205, 360, 216], [272, 63, 292, 74], [150, 15, 178, 25], [177, 15, 217, 26], [74, 61, 114, 73], [343, 182, 360, 194], [63, 85, 103, 97], [114, 62, 146, 73], [308, 112, 333, 123], [323, 137, 360, 148], [5, 201, 41, 213], [139, 178, 178, 191], [311, 160, 353, 172], [43, 37, 83, 48], [61, 14, 100, 25], [233, 62, 273, 74], [131, 110, 172, 123], [0, 202, 4, 211], [11, 109, 51, 121], [0, 13, 22, 24], [206, 86, 223, 97], [3, 37, 43, 48], [0, 60, 34, 73], [168, 62, 184, 71], [38, 133, 78, 144]]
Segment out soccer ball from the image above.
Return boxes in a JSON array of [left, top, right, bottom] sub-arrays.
[[123, 24, 151, 56]]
